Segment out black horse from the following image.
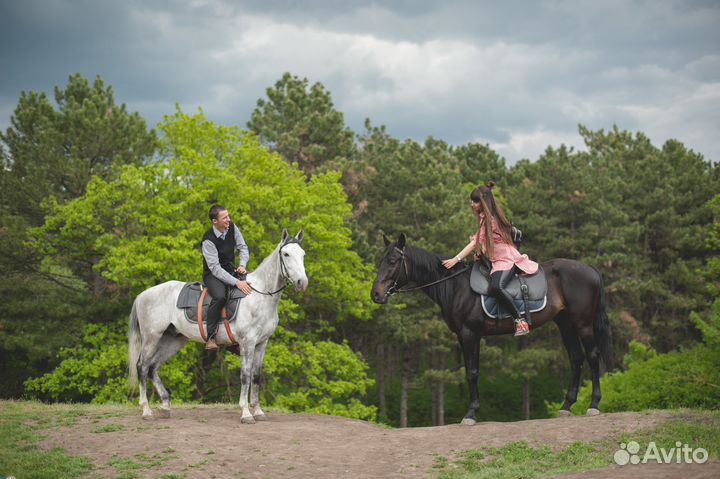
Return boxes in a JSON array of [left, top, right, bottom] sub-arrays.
[[371, 234, 612, 424]]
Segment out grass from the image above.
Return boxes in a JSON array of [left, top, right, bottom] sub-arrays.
[[3, 401, 717, 479], [0, 400, 205, 479], [91, 423, 125, 433], [432, 410, 720, 479], [106, 450, 177, 478], [0, 400, 97, 479]]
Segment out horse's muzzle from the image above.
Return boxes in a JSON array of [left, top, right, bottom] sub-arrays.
[[371, 285, 390, 304], [295, 277, 309, 292]]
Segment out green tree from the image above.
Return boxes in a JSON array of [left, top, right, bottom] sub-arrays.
[[0, 73, 157, 225], [26, 109, 377, 414], [507, 127, 718, 353], [33, 108, 372, 320], [248, 72, 355, 177], [0, 73, 157, 398], [689, 193, 720, 349]]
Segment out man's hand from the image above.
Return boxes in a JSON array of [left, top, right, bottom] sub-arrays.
[[236, 280, 252, 295], [236, 266, 247, 275]]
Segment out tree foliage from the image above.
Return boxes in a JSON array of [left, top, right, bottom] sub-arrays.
[[0, 73, 157, 225], [0, 73, 158, 398], [568, 341, 719, 414], [33, 108, 374, 325], [507, 126, 718, 352], [248, 72, 355, 176]]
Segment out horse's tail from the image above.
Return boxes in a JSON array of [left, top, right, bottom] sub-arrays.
[[128, 297, 142, 392], [592, 267, 613, 371]]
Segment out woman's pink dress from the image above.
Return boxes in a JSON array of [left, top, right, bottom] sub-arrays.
[[476, 216, 539, 275]]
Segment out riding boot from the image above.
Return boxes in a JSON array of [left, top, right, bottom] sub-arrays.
[[490, 268, 522, 320], [203, 274, 228, 349]]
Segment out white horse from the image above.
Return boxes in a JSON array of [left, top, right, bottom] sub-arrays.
[[128, 229, 308, 423]]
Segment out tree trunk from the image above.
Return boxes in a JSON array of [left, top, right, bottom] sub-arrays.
[[377, 343, 386, 418], [400, 347, 410, 428], [438, 352, 445, 426], [523, 378, 530, 420], [430, 346, 437, 426], [387, 344, 395, 382]]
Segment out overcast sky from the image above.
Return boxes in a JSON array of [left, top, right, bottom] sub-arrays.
[[1, 0, 718, 164]]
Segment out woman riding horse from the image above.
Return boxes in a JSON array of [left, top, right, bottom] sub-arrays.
[[442, 182, 537, 336]]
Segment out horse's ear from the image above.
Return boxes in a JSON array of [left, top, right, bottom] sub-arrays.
[[383, 234, 390, 247], [281, 228, 289, 243], [296, 229, 304, 244], [397, 233, 406, 249]]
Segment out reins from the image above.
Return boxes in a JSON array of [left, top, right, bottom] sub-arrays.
[[386, 247, 469, 296], [248, 240, 297, 296]]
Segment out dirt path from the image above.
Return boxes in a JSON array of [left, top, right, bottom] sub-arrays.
[[39, 406, 717, 478]]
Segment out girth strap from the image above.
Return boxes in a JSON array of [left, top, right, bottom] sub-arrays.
[[221, 306, 238, 345], [518, 275, 533, 325], [198, 288, 238, 345], [198, 287, 208, 341]]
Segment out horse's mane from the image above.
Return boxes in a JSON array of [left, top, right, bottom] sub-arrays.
[[403, 244, 469, 307], [405, 244, 466, 274]]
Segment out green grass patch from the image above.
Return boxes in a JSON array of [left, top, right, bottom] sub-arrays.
[[434, 441, 607, 479], [0, 401, 94, 479], [106, 450, 176, 477], [433, 411, 720, 479], [91, 422, 125, 433]]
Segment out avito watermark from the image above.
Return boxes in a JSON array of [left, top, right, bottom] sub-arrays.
[[614, 441, 708, 465]]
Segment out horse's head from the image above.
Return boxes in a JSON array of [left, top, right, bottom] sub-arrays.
[[280, 228, 309, 292], [371, 233, 407, 304]]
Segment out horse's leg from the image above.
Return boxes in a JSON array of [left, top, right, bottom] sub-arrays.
[[137, 324, 176, 419], [147, 333, 188, 419], [555, 315, 585, 417], [136, 333, 163, 420], [458, 326, 481, 425], [579, 331, 602, 416], [250, 339, 269, 420], [238, 339, 257, 424], [137, 357, 153, 419]]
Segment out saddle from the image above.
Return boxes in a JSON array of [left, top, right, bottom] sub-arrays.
[[176, 282, 246, 342], [469, 262, 547, 320]]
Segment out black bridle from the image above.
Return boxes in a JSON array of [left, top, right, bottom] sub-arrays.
[[249, 239, 299, 296], [384, 246, 470, 298]]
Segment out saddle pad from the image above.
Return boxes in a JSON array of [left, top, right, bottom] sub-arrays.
[[176, 282, 246, 324], [481, 295, 547, 319], [470, 262, 547, 300], [176, 282, 203, 308]]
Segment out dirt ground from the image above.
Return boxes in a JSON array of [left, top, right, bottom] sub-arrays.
[[40, 406, 718, 479]]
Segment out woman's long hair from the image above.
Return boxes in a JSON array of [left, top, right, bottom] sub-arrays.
[[470, 182, 513, 258]]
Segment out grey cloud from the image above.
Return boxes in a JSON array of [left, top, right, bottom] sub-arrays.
[[1, 0, 718, 164]]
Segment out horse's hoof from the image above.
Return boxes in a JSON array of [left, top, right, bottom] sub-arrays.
[[253, 413, 268, 421], [142, 413, 154, 421], [241, 416, 256, 425], [586, 408, 601, 416], [557, 409, 572, 418], [157, 407, 171, 419], [460, 418, 477, 426]]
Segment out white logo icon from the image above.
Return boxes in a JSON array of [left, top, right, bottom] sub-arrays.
[[614, 441, 708, 465]]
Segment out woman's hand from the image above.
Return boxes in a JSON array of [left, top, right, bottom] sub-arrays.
[[442, 257, 460, 269]]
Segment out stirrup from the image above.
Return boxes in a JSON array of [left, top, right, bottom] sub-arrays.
[[514, 319, 530, 337]]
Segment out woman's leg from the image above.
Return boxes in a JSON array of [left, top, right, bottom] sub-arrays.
[[489, 266, 521, 320]]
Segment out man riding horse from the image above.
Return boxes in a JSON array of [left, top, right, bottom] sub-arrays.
[[201, 204, 254, 350]]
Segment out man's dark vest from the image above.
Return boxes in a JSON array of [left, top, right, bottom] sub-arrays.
[[202, 222, 237, 278]]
